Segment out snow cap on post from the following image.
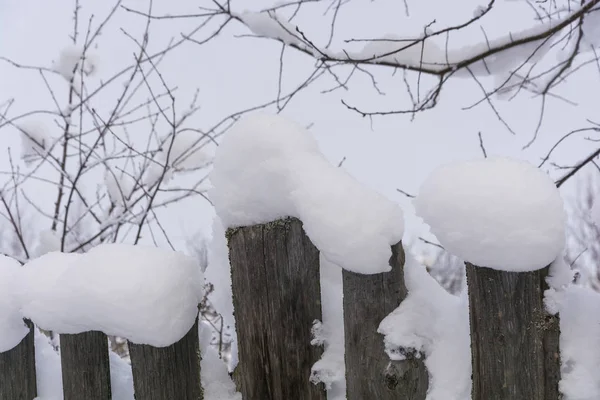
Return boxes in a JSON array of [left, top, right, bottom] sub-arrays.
[[18, 244, 202, 347], [414, 157, 565, 272], [210, 113, 404, 274]]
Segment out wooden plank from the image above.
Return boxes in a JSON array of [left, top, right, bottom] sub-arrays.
[[466, 263, 560, 400], [129, 319, 203, 400], [0, 321, 37, 400], [228, 218, 326, 400], [60, 331, 112, 400], [342, 242, 428, 400]]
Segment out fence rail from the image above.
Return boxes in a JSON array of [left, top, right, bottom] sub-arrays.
[[0, 217, 561, 400]]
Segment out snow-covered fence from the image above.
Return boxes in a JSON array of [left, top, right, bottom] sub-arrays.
[[415, 157, 567, 400], [0, 244, 204, 400], [227, 218, 428, 399], [0, 324, 202, 400]]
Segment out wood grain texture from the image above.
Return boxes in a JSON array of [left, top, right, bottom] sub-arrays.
[[0, 320, 37, 400], [342, 242, 429, 400], [129, 319, 203, 400], [228, 218, 326, 400], [466, 263, 561, 400], [60, 331, 112, 400]]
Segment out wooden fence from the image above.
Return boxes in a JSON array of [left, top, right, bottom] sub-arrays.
[[0, 217, 560, 400]]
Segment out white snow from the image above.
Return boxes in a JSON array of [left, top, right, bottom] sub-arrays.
[[237, 2, 595, 84], [548, 283, 600, 400], [105, 167, 136, 206], [205, 217, 238, 371], [378, 250, 471, 400], [54, 45, 97, 81], [0, 254, 29, 352], [162, 131, 210, 173], [201, 344, 242, 400], [346, 34, 444, 67], [541, 256, 600, 400], [18, 244, 202, 347], [309, 256, 346, 399], [238, 11, 309, 50], [34, 329, 63, 400], [414, 157, 565, 272], [210, 113, 404, 274], [19, 122, 49, 165]]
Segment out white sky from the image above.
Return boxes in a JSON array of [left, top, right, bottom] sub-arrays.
[[0, 0, 597, 255]]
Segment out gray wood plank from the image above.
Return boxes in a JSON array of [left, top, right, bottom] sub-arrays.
[[60, 330, 112, 400], [466, 263, 561, 400], [228, 218, 326, 400], [129, 319, 203, 400], [342, 242, 429, 400], [0, 320, 37, 400]]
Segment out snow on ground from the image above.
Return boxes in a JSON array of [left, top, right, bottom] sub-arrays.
[[414, 156, 565, 272], [0, 254, 29, 352], [18, 244, 202, 347], [204, 217, 238, 371], [201, 345, 243, 400], [548, 280, 600, 400], [210, 113, 404, 274], [378, 250, 471, 400]]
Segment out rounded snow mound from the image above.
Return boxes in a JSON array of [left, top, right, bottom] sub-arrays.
[[415, 157, 565, 272], [210, 113, 404, 274]]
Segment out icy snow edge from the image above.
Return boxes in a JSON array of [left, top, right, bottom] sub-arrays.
[[209, 113, 404, 274]]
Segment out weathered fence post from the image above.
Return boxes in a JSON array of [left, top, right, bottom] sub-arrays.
[[466, 264, 560, 400], [0, 320, 37, 400], [228, 217, 326, 400], [129, 318, 203, 400], [60, 331, 112, 400], [342, 242, 429, 400]]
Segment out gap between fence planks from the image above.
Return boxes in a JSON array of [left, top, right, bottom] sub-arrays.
[[60, 330, 112, 400], [228, 218, 327, 400], [466, 263, 561, 400], [129, 318, 203, 400], [0, 320, 37, 400], [343, 242, 429, 400]]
